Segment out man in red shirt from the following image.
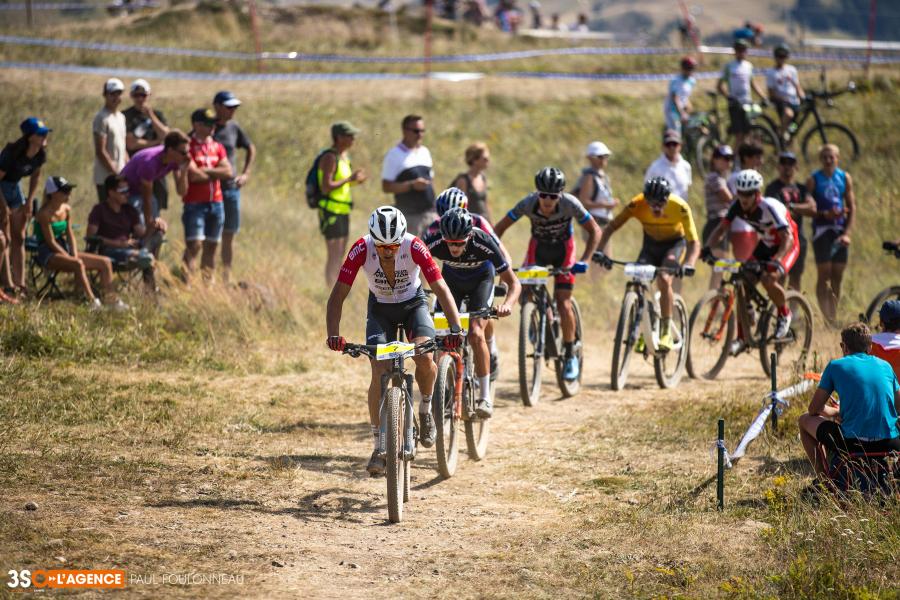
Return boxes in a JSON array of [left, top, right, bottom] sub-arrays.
[[182, 108, 231, 281]]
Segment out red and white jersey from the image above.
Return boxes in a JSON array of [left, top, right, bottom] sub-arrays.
[[723, 195, 798, 249], [338, 233, 442, 303], [871, 332, 900, 381]]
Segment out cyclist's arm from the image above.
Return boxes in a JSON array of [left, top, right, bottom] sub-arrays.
[[579, 214, 601, 261], [804, 176, 817, 208], [597, 207, 629, 252], [706, 216, 729, 249], [326, 281, 351, 338], [842, 173, 855, 236], [430, 278, 462, 331], [773, 226, 793, 262], [497, 266, 521, 311], [492, 214, 515, 239], [751, 77, 767, 102], [684, 240, 700, 267]]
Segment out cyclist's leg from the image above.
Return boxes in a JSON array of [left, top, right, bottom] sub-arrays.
[[365, 294, 395, 430], [657, 238, 686, 320], [465, 272, 495, 379], [405, 294, 437, 408], [544, 238, 577, 344]]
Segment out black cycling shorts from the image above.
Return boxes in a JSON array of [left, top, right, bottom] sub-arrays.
[[365, 288, 435, 344], [637, 234, 686, 268], [435, 266, 495, 313], [727, 99, 752, 135]]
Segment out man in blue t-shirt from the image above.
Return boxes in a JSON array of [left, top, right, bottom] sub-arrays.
[[798, 323, 900, 480]]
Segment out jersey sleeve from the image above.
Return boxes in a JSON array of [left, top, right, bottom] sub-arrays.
[[423, 231, 443, 251], [337, 238, 367, 286], [767, 199, 791, 230], [565, 194, 592, 224], [609, 196, 638, 230], [506, 196, 531, 222], [481, 233, 509, 273], [678, 199, 699, 242], [411, 237, 442, 284], [236, 124, 252, 149], [722, 201, 740, 225]]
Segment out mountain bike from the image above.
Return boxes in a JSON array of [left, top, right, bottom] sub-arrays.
[[596, 257, 691, 390], [863, 241, 900, 325], [432, 307, 498, 478], [687, 258, 813, 380], [342, 337, 436, 524], [516, 266, 583, 406]]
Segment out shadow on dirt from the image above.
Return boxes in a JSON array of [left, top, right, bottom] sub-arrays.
[[755, 457, 812, 476], [271, 487, 383, 523], [256, 453, 362, 477], [253, 420, 369, 440], [148, 498, 263, 509]]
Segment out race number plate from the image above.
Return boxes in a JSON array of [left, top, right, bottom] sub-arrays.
[[623, 263, 657, 281], [434, 312, 470, 335], [516, 267, 550, 285], [713, 259, 741, 273], [375, 342, 417, 360]]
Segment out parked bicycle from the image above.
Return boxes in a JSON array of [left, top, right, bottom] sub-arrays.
[[688, 257, 813, 380], [342, 336, 437, 523], [863, 241, 900, 325], [516, 266, 583, 406], [432, 307, 498, 478]]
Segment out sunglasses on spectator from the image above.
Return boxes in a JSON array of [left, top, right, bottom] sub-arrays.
[[375, 243, 401, 251], [664, 141, 680, 147], [538, 192, 560, 200], [132, 92, 148, 98], [405, 128, 426, 134], [779, 159, 797, 166], [116, 186, 129, 194], [445, 239, 468, 247]]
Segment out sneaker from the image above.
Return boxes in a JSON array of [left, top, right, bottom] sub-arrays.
[[775, 311, 793, 339], [658, 331, 673, 352], [366, 449, 385, 477], [418, 411, 436, 448], [563, 356, 580, 381], [475, 398, 493, 419], [728, 339, 746, 356], [634, 334, 645, 353], [489, 352, 499, 382], [88, 298, 103, 312], [107, 298, 130, 312]]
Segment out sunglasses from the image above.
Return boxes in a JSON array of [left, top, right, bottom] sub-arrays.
[[445, 240, 468, 247], [175, 148, 189, 156], [132, 92, 148, 98], [538, 192, 560, 200], [406, 128, 426, 134], [375, 243, 401, 251], [116, 186, 129, 194], [664, 141, 681, 147]]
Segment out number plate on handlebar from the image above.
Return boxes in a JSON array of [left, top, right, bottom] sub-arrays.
[[375, 342, 417, 360], [516, 267, 550, 285], [623, 263, 657, 281], [713, 259, 741, 273], [434, 312, 470, 335]]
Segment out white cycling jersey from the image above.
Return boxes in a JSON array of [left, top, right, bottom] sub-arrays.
[[338, 233, 442, 303]]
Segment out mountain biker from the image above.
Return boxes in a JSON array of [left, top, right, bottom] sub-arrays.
[[594, 177, 700, 352], [703, 169, 800, 341], [424, 207, 521, 418], [325, 206, 463, 477], [717, 39, 768, 151], [664, 57, 698, 136], [766, 44, 805, 143], [493, 167, 600, 381]]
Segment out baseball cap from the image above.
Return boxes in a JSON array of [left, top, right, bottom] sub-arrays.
[[585, 141, 611, 157], [663, 129, 681, 144], [778, 151, 798, 164], [104, 78, 125, 93], [880, 300, 900, 324], [331, 121, 360, 137], [734, 39, 750, 50], [130, 78, 151, 93], [20, 117, 51, 137], [713, 144, 734, 158], [213, 90, 241, 108], [191, 107, 218, 126], [45, 176, 77, 194]]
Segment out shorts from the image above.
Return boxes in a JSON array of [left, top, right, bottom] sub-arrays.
[[664, 110, 683, 135], [436, 266, 495, 313], [128, 192, 160, 227], [182, 201, 225, 243], [525, 237, 576, 289], [100, 247, 153, 270], [365, 289, 435, 345], [637, 234, 686, 268], [774, 100, 800, 117], [727, 99, 751, 135], [223, 188, 241, 234], [752, 239, 799, 274], [319, 210, 349, 240], [815, 420, 900, 454], [36, 237, 69, 267], [702, 217, 729, 253], [812, 229, 849, 264], [0, 181, 26, 210]]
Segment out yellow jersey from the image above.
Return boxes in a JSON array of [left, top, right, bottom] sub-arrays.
[[610, 193, 699, 242]]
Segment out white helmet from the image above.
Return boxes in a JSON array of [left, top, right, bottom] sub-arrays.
[[368, 206, 407, 245], [734, 169, 764, 193]]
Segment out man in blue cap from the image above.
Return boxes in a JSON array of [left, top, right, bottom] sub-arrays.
[[765, 151, 816, 290], [212, 90, 256, 283]]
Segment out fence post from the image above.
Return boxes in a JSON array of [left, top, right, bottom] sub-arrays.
[[717, 418, 725, 511], [770, 352, 778, 431]]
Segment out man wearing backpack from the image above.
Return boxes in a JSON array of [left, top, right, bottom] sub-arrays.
[[316, 121, 367, 285]]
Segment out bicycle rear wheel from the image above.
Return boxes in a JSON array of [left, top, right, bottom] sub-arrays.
[[801, 122, 859, 164], [687, 288, 735, 380], [555, 298, 583, 397], [748, 122, 780, 171], [384, 386, 405, 524], [654, 295, 689, 388], [760, 291, 814, 378], [433, 354, 459, 479], [864, 286, 900, 325], [518, 300, 543, 406], [611, 291, 639, 391]]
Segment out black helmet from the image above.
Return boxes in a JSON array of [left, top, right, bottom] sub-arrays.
[[439, 207, 474, 241], [534, 166, 566, 194], [774, 43, 790, 58], [643, 177, 671, 205]]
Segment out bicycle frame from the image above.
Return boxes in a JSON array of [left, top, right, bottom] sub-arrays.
[[709, 262, 774, 347], [523, 283, 561, 362], [378, 356, 417, 460]]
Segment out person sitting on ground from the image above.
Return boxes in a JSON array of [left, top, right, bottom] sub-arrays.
[[871, 300, 900, 380], [87, 174, 167, 291], [798, 322, 900, 483], [35, 176, 127, 311]]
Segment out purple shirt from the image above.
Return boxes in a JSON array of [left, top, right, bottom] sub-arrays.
[[120, 146, 178, 191]]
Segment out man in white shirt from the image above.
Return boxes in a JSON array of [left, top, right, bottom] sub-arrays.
[[92, 78, 128, 203], [716, 39, 768, 150], [644, 129, 692, 202], [766, 44, 805, 142], [381, 114, 436, 237]]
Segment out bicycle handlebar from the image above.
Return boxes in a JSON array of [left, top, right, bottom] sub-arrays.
[[343, 339, 437, 359], [701, 256, 785, 274], [593, 252, 689, 277]]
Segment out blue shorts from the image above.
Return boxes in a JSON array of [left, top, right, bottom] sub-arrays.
[[182, 202, 224, 243], [37, 237, 69, 267], [223, 188, 240, 234], [0, 181, 26, 210], [128, 193, 160, 227]]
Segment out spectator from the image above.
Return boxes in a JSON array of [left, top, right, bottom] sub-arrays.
[[871, 300, 900, 380], [182, 108, 232, 281], [664, 57, 697, 136], [87, 175, 166, 291], [120, 130, 190, 233], [716, 40, 767, 151], [495, 0, 521, 32], [451, 142, 492, 223], [571, 12, 589, 32], [727, 142, 764, 260], [572, 140, 618, 235], [123, 79, 170, 214], [807, 143, 855, 326], [528, 0, 542, 29], [644, 129, 692, 201], [34, 176, 126, 310], [212, 91, 256, 283], [764, 151, 815, 291], [0, 117, 50, 295], [767, 44, 804, 143], [93, 78, 128, 203], [382, 114, 436, 237], [319, 121, 367, 285], [462, 0, 487, 26], [550, 13, 564, 31], [798, 322, 899, 482], [733, 21, 763, 47], [702, 144, 733, 289]]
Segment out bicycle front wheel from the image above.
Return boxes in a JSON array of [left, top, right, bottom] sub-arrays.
[[801, 122, 859, 164], [611, 291, 639, 391], [433, 354, 459, 479], [384, 386, 405, 524], [518, 300, 543, 406], [760, 291, 814, 378], [687, 288, 735, 380], [865, 286, 900, 325], [655, 295, 689, 389], [555, 298, 583, 398]]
